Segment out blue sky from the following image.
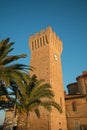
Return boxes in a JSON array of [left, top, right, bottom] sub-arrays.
[[0, 0, 87, 125]]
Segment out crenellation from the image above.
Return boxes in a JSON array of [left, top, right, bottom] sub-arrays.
[[40, 29, 45, 34], [35, 32, 39, 36], [29, 26, 63, 52], [46, 26, 52, 34]]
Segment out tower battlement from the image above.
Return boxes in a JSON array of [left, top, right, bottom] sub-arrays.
[[29, 26, 62, 54]]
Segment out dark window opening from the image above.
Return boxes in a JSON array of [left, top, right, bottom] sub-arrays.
[[40, 38, 42, 46], [72, 102, 77, 111], [35, 40, 37, 49], [37, 39, 39, 48], [45, 35, 48, 44], [43, 36, 45, 45], [32, 42, 34, 50]]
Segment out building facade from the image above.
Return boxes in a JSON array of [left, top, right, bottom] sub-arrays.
[[65, 71, 87, 130], [29, 26, 67, 130]]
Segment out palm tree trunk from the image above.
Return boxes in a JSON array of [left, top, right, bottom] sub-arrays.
[[26, 113, 30, 130], [17, 112, 30, 130]]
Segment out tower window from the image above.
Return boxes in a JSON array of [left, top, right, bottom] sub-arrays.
[[45, 35, 48, 44], [35, 40, 37, 49], [43, 36, 45, 45], [32, 42, 34, 50], [37, 39, 39, 48], [40, 37, 42, 46]]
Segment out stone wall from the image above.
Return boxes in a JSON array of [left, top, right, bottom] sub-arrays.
[[29, 26, 67, 130], [65, 96, 87, 130]]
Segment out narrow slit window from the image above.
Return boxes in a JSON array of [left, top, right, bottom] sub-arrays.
[[43, 36, 45, 45], [45, 35, 48, 44], [40, 38, 42, 46], [37, 39, 39, 48], [32, 42, 34, 50], [35, 40, 37, 49]]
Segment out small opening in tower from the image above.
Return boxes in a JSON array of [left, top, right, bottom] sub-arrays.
[[32, 41, 34, 50], [37, 39, 39, 48], [35, 40, 37, 49], [59, 122, 61, 125], [40, 37, 42, 47], [43, 36, 45, 45], [45, 35, 48, 44], [60, 97, 62, 106]]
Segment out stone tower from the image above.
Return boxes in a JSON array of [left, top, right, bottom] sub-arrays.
[[29, 26, 67, 130]]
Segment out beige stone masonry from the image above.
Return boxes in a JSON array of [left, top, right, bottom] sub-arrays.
[[29, 26, 67, 130]]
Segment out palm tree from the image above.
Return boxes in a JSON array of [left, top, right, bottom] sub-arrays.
[[16, 75, 62, 130], [0, 38, 33, 130], [0, 38, 31, 87], [0, 38, 33, 110]]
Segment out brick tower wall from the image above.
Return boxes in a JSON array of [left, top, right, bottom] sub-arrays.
[[29, 26, 67, 130]]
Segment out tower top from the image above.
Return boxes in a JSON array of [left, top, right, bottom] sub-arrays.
[[30, 26, 60, 39], [29, 26, 62, 54]]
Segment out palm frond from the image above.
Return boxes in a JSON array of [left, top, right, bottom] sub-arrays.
[[0, 42, 14, 59], [0, 54, 27, 65], [6, 64, 29, 73], [28, 83, 53, 102], [39, 101, 62, 113], [0, 38, 10, 58]]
